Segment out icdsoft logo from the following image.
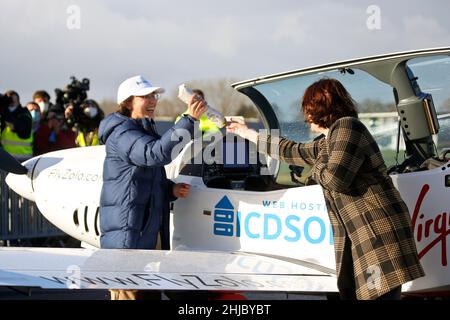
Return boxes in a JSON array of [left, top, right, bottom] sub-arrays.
[[212, 195, 334, 245]]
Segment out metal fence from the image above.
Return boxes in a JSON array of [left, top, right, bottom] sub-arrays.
[[0, 170, 64, 241]]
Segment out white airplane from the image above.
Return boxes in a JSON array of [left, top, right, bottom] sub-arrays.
[[2, 47, 450, 297]]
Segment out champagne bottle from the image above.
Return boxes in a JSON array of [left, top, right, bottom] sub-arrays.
[[177, 84, 226, 128]]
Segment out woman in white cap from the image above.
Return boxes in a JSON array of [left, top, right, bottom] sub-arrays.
[[98, 75, 207, 300]]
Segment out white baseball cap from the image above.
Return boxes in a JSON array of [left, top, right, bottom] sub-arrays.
[[117, 75, 165, 104]]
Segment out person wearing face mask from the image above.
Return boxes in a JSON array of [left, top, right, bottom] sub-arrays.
[[26, 102, 41, 133], [74, 99, 104, 147], [32, 90, 60, 120], [1, 91, 33, 161]]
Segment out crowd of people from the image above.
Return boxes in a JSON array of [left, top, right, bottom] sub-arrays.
[[0, 89, 104, 161]]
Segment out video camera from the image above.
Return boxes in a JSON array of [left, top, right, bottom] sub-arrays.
[[0, 93, 13, 128], [0, 93, 12, 109], [55, 76, 90, 109], [55, 76, 102, 131]]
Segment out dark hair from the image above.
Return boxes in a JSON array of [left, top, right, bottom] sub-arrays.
[[47, 104, 65, 114], [46, 104, 65, 121], [117, 96, 133, 117], [193, 89, 205, 99], [81, 99, 105, 121], [0, 93, 12, 109], [33, 90, 51, 101], [26, 101, 40, 108], [301, 78, 358, 128], [5, 90, 20, 101], [47, 113, 65, 121]]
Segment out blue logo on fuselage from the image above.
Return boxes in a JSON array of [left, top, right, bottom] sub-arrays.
[[212, 196, 333, 245]]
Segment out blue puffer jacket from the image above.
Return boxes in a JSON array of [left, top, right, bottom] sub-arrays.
[[98, 112, 196, 249]]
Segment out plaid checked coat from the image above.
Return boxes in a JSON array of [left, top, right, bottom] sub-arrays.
[[259, 116, 425, 300]]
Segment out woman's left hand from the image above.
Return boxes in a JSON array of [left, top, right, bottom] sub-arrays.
[[226, 121, 259, 143], [173, 183, 191, 198]]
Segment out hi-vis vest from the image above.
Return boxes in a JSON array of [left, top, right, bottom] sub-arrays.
[[175, 113, 220, 134], [76, 130, 99, 147], [1, 126, 33, 161]]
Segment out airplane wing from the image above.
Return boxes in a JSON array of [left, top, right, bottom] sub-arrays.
[[0, 248, 338, 292]]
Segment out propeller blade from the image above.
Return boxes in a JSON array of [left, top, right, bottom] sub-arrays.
[[0, 148, 28, 174]]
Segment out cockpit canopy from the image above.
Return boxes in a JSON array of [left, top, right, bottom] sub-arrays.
[[233, 48, 450, 179]]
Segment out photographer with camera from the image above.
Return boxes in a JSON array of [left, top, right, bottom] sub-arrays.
[[0, 91, 33, 161], [66, 99, 104, 147], [55, 76, 103, 147], [34, 105, 76, 156]]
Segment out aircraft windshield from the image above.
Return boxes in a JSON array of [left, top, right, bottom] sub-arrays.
[[407, 55, 450, 156], [251, 68, 399, 185]]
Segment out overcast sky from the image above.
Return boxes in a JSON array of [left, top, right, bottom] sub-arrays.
[[1, 0, 449, 103]]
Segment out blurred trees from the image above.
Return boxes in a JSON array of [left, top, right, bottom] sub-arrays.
[[357, 98, 396, 113], [99, 78, 260, 120]]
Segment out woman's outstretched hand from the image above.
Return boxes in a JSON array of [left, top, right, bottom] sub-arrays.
[[226, 121, 248, 135], [226, 119, 259, 143]]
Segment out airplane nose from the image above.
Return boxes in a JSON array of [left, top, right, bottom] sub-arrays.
[[5, 157, 39, 202]]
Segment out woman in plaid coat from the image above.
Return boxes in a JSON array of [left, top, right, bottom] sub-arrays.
[[227, 78, 425, 300]]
